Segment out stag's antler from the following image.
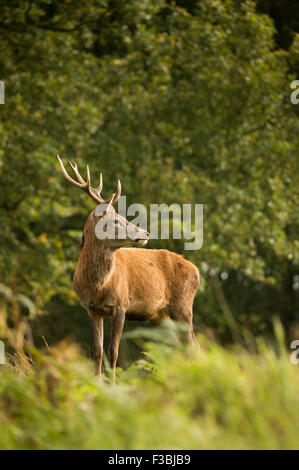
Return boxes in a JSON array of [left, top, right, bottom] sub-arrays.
[[57, 155, 121, 205]]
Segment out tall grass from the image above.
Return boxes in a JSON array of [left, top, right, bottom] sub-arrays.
[[0, 329, 298, 450]]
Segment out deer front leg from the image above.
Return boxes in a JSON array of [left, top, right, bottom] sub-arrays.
[[108, 309, 125, 384], [89, 313, 104, 382]]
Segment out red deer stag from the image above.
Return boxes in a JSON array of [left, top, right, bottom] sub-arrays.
[[57, 155, 200, 383]]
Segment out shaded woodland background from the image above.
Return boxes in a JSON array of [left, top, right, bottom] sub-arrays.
[[0, 0, 299, 363]]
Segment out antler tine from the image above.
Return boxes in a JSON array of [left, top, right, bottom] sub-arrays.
[[112, 179, 121, 205], [57, 155, 120, 206], [86, 165, 91, 188], [89, 172, 105, 201], [97, 173, 103, 194], [58, 155, 101, 203], [68, 161, 94, 194], [68, 161, 86, 185], [57, 155, 85, 188]]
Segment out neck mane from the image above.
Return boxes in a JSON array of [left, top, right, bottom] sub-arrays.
[[73, 237, 116, 296]]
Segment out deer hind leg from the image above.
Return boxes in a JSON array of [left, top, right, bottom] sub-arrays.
[[108, 309, 125, 384], [168, 304, 199, 347], [89, 313, 104, 382]]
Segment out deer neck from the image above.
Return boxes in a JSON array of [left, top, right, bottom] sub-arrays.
[[74, 239, 116, 295]]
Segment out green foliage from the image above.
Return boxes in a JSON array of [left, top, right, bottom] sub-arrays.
[[1, 335, 299, 450]]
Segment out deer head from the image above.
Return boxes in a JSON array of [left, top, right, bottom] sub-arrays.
[[57, 155, 149, 249]]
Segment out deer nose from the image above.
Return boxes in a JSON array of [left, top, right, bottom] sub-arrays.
[[135, 226, 149, 238]]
